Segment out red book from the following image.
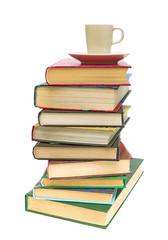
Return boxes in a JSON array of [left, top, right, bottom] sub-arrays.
[[45, 58, 131, 86], [120, 141, 133, 159]]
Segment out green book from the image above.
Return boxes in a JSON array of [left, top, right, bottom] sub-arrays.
[[25, 158, 143, 228], [39, 169, 127, 189]]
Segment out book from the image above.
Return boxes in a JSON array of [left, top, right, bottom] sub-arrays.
[[38, 105, 131, 127], [25, 158, 143, 228], [34, 82, 131, 111], [47, 159, 132, 179], [33, 186, 118, 204], [32, 118, 130, 146], [46, 140, 132, 179], [33, 137, 120, 161], [45, 58, 131, 85], [39, 170, 127, 188]]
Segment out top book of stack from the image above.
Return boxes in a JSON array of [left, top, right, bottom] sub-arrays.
[[45, 58, 131, 86]]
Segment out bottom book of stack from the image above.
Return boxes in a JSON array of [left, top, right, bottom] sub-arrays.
[[25, 158, 143, 229]]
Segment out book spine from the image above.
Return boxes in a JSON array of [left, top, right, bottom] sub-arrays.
[[34, 84, 41, 108], [32, 143, 38, 159], [38, 110, 43, 125], [45, 66, 50, 85], [25, 195, 28, 211], [31, 126, 35, 141]]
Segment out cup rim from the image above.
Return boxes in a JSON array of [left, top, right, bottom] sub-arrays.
[[85, 24, 114, 26]]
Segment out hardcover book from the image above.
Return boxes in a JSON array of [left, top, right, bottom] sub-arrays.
[[33, 186, 118, 204], [33, 134, 122, 161], [34, 81, 131, 111], [45, 58, 131, 85], [25, 158, 143, 228], [47, 159, 132, 179], [41, 171, 127, 188], [32, 118, 130, 147], [38, 105, 130, 127]]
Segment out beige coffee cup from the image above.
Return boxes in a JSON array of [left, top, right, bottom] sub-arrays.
[[85, 24, 124, 54]]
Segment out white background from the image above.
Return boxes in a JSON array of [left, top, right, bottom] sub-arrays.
[[1, 0, 168, 239]]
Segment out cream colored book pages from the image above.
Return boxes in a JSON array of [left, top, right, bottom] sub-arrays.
[[48, 160, 130, 178]]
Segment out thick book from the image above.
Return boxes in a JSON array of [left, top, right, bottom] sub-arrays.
[[45, 58, 131, 85], [38, 105, 131, 127], [33, 186, 118, 205], [32, 117, 130, 147], [46, 141, 132, 179], [25, 158, 143, 228], [34, 81, 131, 111], [33, 136, 120, 161]]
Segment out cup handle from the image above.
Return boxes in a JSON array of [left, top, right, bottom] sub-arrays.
[[112, 28, 124, 45]]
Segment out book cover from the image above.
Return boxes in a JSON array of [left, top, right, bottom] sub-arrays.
[[119, 141, 133, 159]]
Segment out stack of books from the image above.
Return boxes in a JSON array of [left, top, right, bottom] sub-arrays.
[[25, 58, 143, 229]]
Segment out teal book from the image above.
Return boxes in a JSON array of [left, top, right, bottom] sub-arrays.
[[25, 158, 143, 228]]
